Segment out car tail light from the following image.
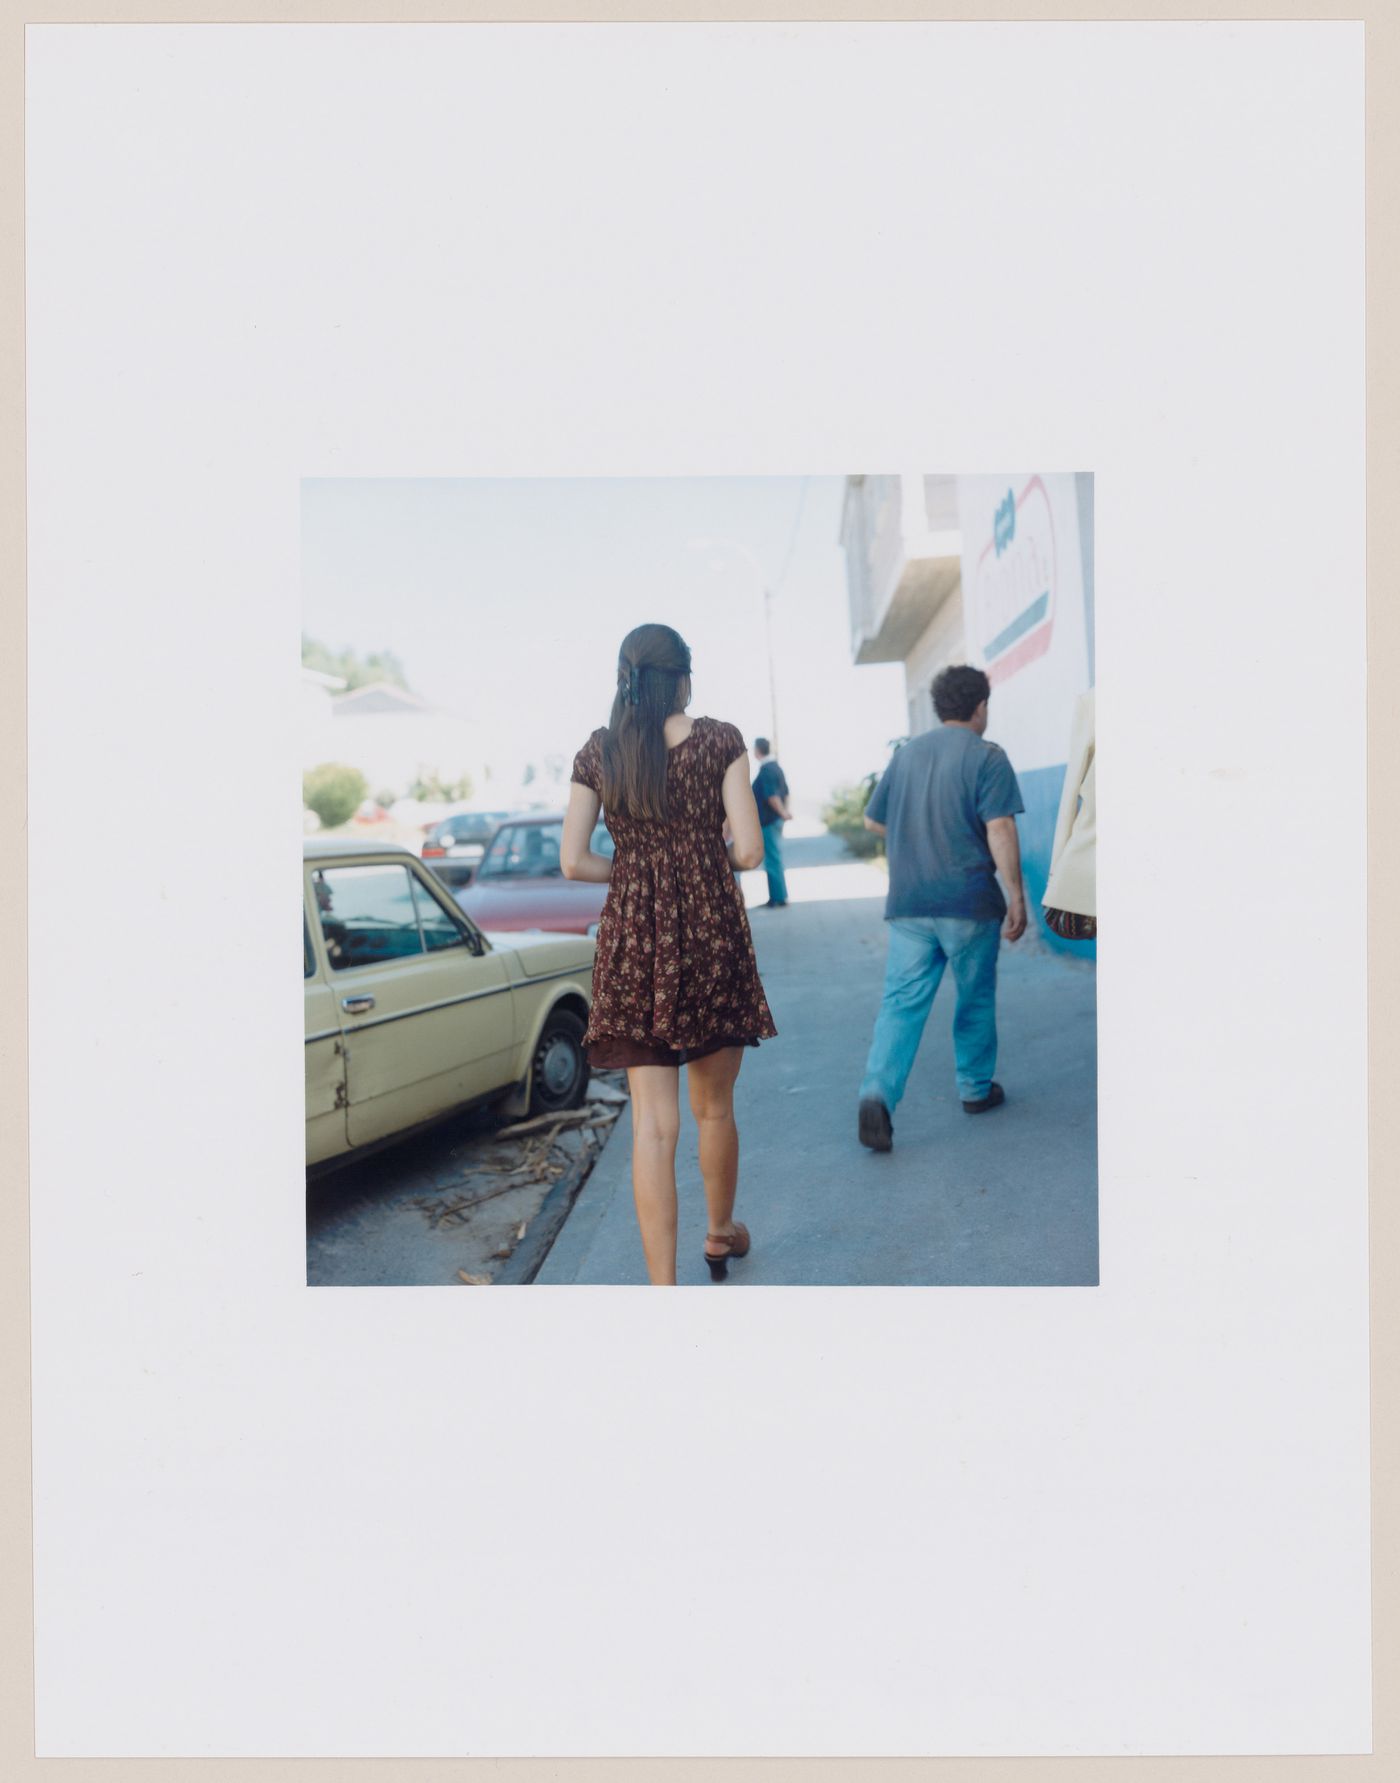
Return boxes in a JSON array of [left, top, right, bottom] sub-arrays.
[[422, 845, 446, 858]]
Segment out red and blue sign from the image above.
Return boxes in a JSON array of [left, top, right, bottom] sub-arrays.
[[972, 475, 1057, 685]]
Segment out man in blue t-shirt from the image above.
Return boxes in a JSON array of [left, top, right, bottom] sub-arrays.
[[751, 737, 791, 909], [856, 664, 1027, 1152]]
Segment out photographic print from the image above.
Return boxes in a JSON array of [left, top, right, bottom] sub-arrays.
[[302, 474, 1097, 1286]]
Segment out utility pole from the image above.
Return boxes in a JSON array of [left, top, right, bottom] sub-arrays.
[[691, 536, 778, 753], [762, 582, 779, 759]]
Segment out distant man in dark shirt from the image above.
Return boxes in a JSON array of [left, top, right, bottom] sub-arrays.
[[751, 737, 791, 909], [856, 665, 1027, 1153]]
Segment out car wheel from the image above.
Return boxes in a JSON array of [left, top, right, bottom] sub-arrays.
[[528, 1008, 589, 1115]]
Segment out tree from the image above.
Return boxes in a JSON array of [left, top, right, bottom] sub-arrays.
[[822, 740, 907, 861], [408, 769, 474, 804], [304, 762, 368, 830], [301, 633, 411, 693], [822, 779, 884, 860]]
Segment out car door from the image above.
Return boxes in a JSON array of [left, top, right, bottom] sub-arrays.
[[304, 911, 349, 1165], [309, 855, 516, 1149]]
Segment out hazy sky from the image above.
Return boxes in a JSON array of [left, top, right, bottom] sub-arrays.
[[301, 477, 908, 810]]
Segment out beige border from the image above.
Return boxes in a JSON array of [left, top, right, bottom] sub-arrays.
[[3, 4, 1388, 1779]]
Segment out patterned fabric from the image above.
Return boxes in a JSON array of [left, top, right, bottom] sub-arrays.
[[585, 1034, 754, 1070], [1044, 907, 1097, 940], [571, 716, 778, 1055]]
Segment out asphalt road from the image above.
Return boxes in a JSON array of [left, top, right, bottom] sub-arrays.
[[305, 1078, 628, 1286]]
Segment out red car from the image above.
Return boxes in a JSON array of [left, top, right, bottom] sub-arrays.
[[455, 812, 613, 937]]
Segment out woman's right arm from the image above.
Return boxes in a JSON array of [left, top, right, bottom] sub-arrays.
[[721, 754, 765, 872], [561, 781, 612, 883]]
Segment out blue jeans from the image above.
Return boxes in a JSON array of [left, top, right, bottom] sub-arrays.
[[761, 821, 787, 905], [859, 915, 1002, 1109]]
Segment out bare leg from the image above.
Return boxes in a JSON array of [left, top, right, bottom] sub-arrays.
[[686, 1046, 744, 1250], [626, 1065, 681, 1285]]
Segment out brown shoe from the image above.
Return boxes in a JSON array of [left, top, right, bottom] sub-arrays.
[[703, 1222, 751, 1282]]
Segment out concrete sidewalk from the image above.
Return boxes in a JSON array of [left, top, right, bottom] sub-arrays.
[[538, 831, 1098, 1286]]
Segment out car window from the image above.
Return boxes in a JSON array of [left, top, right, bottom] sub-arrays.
[[476, 827, 513, 878], [478, 823, 563, 878], [591, 822, 615, 859], [304, 916, 316, 978], [523, 825, 562, 875], [313, 863, 469, 969], [410, 871, 471, 953], [440, 811, 507, 846]]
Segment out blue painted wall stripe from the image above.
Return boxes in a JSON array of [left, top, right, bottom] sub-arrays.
[[986, 590, 1049, 660], [1017, 762, 1097, 960]]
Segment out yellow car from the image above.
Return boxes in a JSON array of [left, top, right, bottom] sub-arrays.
[[305, 839, 594, 1169]]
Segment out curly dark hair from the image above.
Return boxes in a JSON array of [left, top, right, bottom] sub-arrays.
[[931, 664, 992, 723]]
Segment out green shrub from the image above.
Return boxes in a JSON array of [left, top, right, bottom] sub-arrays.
[[823, 777, 885, 859], [409, 769, 475, 803], [303, 762, 368, 830]]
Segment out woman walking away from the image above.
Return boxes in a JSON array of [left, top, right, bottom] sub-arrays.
[[561, 623, 777, 1285]]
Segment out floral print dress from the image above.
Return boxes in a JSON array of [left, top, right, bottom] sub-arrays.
[[570, 716, 778, 1065]]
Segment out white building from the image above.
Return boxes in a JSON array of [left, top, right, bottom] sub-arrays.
[[302, 664, 346, 717], [844, 474, 965, 735], [302, 678, 488, 801], [840, 472, 1095, 949]]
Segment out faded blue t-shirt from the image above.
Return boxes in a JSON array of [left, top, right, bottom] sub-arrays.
[[752, 759, 789, 829], [865, 724, 1025, 922]]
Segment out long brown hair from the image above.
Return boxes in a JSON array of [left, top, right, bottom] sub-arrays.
[[600, 623, 693, 822]]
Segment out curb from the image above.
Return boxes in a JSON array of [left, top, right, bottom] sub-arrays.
[[493, 1112, 626, 1285]]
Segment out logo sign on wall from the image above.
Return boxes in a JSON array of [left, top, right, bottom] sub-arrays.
[[956, 471, 1089, 776], [968, 475, 1058, 686]]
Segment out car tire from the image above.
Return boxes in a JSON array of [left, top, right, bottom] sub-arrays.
[[528, 1008, 590, 1116]]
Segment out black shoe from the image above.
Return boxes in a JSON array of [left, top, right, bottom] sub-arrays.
[[858, 1097, 893, 1151], [961, 1082, 1006, 1114], [760, 900, 788, 909]]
